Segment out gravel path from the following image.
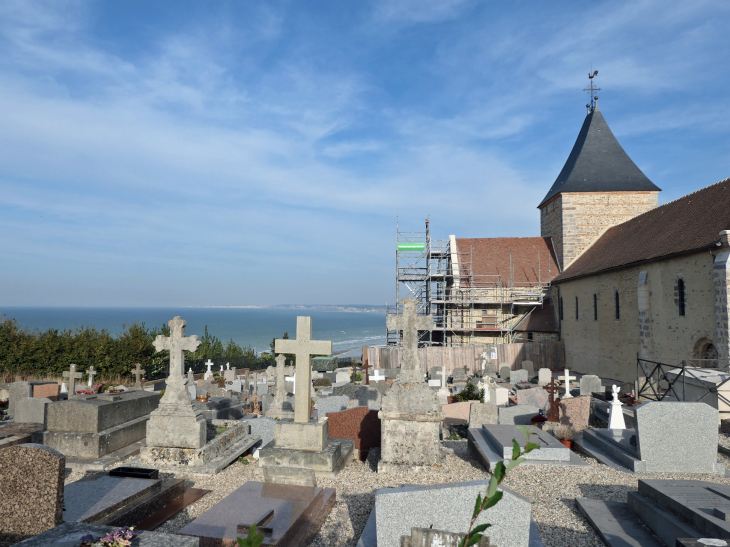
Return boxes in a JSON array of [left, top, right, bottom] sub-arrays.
[[63, 441, 730, 547]]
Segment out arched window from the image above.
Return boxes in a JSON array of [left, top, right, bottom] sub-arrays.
[[614, 291, 620, 320], [575, 296, 579, 320], [559, 297, 564, 321], [678, 278, 686, 316], [593, 294, 598, 321]]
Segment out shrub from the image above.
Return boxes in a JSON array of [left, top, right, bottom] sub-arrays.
[[350, 372, 362, 383], [456, 382, 484, 403]]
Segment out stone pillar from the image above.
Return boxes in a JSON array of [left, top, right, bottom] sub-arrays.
[[637, 271, 654, 360], [714, 231, 730, 361]]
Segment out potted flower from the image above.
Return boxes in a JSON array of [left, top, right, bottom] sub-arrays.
[[197, 394, 209, 402], [554, 424, 575, 449]]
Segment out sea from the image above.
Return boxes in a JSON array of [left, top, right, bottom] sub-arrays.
[[0, 307, 387, 358]]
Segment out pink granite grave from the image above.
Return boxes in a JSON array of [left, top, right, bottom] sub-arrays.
[[559, 395, 590, 432]]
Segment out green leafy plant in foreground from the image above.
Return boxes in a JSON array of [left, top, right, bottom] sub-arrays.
[[459, 426, 540, 547], [237, 524, 264, 547]]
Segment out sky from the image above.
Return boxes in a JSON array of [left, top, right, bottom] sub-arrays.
[[1, 0, 729, 307]]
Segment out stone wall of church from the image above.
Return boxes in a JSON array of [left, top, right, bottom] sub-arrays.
[[554, 250, 719, 381], [540, 191, 659, 270]]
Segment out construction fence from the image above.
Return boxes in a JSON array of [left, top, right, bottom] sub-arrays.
[[365, 340, 564, 375]]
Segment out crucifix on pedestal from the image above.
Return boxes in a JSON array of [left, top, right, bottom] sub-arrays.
[[386, 298, 434, 383], [63, 364, 83, 395], [86, 366, 97, 387], [132, 363, 145, 389], [561, 369, 577, 399], [153, 316, 201, 406], [275, 317, 332, 424]]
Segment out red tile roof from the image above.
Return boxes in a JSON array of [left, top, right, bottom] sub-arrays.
[[454, 237, 560, 286], [554, 178, 730, 282]]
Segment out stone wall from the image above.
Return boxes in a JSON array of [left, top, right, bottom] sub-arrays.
[[540, 191, 658, 270], [555, 250, 720, 381]]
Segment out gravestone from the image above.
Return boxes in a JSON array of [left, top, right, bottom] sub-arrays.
[[178, 482, 335, 546], [498, 363, 511, 380], [538, 368, 552, 386], [469, 403, 499, 428], [379, 298, 444, 473], [521, 360, 534, 377], [326, 407, 381, 461], [515, 387, 548, 411], [451, 368, 468, 384], [373, 479, 531, 547], [36, 390, 161, 459], [559, 395, 590, 432], [266, 355, 295, 420], [510, 369, 528, 384], [15, 397, 51, 425], [498, 404, 540, 425], [580, 375, 602, 396], [33, 383, 61, 401], [400, 527, 490, 547], [145, 316, 206, 450], [335, 370, 350, 383], [429, 367, 443, 380], [0, 444, 65, 545], [314, 395, 349, 415], [223, 367, 237, 382], [132, 363, 145, 389], [489, 386, 509, 406], [9, 381, 56, 418]]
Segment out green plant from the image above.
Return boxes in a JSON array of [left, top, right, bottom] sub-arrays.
[[445, 433, 461, 441], [236, 524, 264, 547], [459, 426, 539, 547], [215, 426, 228, 436], [350, 372, 362, 383], [456, 382, 484, 403]]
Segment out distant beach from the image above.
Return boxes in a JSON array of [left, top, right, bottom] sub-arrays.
[[0, 307, 387, 356]]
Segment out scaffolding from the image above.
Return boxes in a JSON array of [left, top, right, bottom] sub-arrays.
[[387, 219, 553, 347]]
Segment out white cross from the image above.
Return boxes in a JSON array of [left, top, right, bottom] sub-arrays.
[[153, 316, 201, 405], [369, 369, 386, 382], [561, 369, 577, 399], [86, 366, 97, 387], [276, 317, 332, 423], [226, 362, 230, 370], [204, 359, 214, 380], [132, 363, 145, 389], [386, 298, 434, 383], [63, 364, 83, 394]]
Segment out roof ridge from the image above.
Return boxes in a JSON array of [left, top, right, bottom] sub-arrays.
[[646, 176, 730, 211]]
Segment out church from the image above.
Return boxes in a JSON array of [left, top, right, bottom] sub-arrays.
[[438, 93, 730, 382]]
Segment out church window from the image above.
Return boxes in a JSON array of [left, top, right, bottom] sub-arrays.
[[593, 294, 597, 321], [614, 291, 620, 320], [678, 278, 686, 316], [559, 297, 564, 321], [575, 296, 579, 320]]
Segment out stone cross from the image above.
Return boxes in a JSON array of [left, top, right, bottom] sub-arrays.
[[226, 362, 230, 370], [63, 364, 83, 395], [153, 316, 201, 405], [544, 377, 562, 422], [561, 369, 576, 399], [275, 354, 287, 401], [204, 359, 214, 380], [386, 298, 434, 383], [275, 316, 332, 423], [86, 366, 97, 387], [132, 363, 145, 389]]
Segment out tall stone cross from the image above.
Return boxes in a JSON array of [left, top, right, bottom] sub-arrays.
[[275, 317, 332, 423], [153, 316, 201, 405], [132, 363, 145, 389], [86, 366, 97, 387], [63, 364, 83, 395], [386, 298, 434, 383], [561, 369, 577, 399]]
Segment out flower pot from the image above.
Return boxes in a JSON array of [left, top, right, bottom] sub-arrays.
[[196, 396, 208, 403], [560, 440, 573, 449]]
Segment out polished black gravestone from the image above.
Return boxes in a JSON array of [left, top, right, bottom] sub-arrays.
[[178, 481, 335, 546]]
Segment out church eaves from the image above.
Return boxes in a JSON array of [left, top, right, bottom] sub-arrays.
[[538, 106, 660, 208]]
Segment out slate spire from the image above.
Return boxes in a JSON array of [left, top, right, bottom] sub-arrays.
[[538, 106, 660, 207]]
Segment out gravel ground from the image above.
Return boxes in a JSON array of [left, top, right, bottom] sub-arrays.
[[63, 440, 730, 547]]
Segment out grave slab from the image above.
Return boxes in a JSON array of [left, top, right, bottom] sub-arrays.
[[516, 387, 548, 411], [575, 498, 665, 547], [12, 522, 199, 547], [178, 481, 335, 547], [498, 404, 540, 425]]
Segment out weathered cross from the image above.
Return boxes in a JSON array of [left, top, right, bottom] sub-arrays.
[[561, 369, 577, 399], [153, 316, 201, 405], [275, 317, 332, 423], [86, 366, 97, 387], [204, 359, 214, 380], [386, 298, 434, 383], [544, 378, 562, 422], [132, 363, 145, 389], [63, 364, 83, 395]]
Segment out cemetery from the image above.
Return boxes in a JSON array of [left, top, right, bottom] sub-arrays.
[[3, 310, 730, 547]]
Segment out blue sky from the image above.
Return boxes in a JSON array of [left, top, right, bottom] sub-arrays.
[[1, 0, 728, 307]]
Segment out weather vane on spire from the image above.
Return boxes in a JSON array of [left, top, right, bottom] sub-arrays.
[[583, 70, 600, 113]]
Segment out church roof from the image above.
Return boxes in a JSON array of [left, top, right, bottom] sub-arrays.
[[455, 237, 560, 285], [538, 106, 660, 207], [553, 178, 730, 283]]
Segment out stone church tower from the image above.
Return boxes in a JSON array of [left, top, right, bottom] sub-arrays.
[[539, 104, 661, 270]]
